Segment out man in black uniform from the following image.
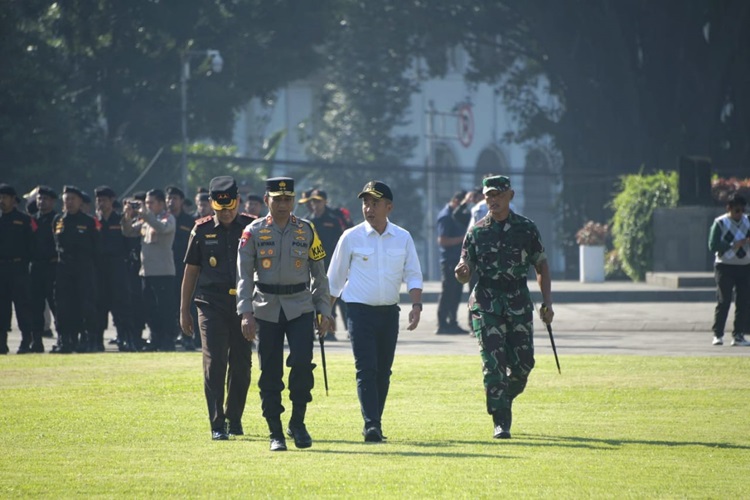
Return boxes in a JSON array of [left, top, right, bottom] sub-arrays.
[[0, 184, 36, 354], [29, 186, 58, 352], [180, 176, 257, 440], [305, 189, 348, 341], [166, 185, 198, 350], [52, 185, 100, 353], [94, 186, 134, 352], [123, 192, 147, 348]]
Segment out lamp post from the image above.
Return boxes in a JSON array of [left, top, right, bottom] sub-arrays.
[[180, 49, 223, 193]]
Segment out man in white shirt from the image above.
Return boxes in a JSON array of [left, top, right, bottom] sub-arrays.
[[327, 180, 423, 443]]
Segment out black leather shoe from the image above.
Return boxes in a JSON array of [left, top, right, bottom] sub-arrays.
[[211, 429, 229, 441], [16, 345, 31, 354], [286, 423, 312, 449], [363, 427, 383, 443], [227, 421, 244, 436], [269, 437, 287, 451]]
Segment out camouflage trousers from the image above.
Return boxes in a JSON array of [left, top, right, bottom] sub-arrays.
[[471, 309, 535, 415]]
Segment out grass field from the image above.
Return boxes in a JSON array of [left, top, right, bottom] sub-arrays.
[[1, 352, 748, 498]]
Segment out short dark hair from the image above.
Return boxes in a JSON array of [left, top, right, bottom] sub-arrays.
[[728, 194, 747, 208], [146, 189, 166, 203]]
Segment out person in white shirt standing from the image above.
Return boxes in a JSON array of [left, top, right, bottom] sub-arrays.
[[327, 180, 423, 443]]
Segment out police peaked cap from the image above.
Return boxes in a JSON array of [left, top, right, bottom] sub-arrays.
[[209, 176, 239, 210], [266, 177, 295, 197]]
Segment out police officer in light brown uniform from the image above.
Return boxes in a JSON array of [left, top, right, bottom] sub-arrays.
[[236, 177, 332, 452]]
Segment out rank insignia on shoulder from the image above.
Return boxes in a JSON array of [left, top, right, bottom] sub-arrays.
[[196, 215, 213, 225]]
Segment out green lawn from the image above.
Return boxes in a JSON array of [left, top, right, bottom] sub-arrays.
[[1, 353, 748, 498]]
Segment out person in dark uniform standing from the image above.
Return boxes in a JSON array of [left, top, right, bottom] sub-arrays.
[[180, 176, 257, 440], [305, 189, 348, 341], [93, 186, 134, 352], [0, 184, 36, 354], [237, 177, 332, 452], [166, 185, 198, 350], [52, 185, 100, 354], [29, 186, 58, 352]]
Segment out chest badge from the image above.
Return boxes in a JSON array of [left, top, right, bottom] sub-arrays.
[[363, 256, 369, 261], [295, 259, 302, 268], [261, 258, 272, 269], [267, 249, 274, 255], [209, 256, 218, 267]]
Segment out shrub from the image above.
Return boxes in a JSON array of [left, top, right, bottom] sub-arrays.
[[610, 171, 678, 281], [575, 221, 609, 246]]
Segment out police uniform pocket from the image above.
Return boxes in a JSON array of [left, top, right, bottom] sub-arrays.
[[386, 248, 406, 273]]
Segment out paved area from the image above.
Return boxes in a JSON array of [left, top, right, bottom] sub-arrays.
[[5, 280, 749, 358]]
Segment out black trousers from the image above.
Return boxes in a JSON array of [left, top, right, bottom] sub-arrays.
[[95, 257, 132, 344], [142, 275, 176, 350], [437, 260, 463, 327], [55, 261, 97, 351], [347, 303, 399, 430], [30, 260, 56, 337], [713, 263, 750, 337], [256, 310, 315, 420], [0, 263, 32, 353], [197, 297, 252, 432]]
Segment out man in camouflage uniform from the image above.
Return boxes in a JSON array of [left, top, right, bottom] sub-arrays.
[[237, 177, 332, 452], [455, 175, 554, 440]]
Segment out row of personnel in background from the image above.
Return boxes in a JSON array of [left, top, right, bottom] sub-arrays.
[[0, 179, 353, 355]]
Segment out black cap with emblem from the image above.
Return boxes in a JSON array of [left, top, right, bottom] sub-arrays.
[[266, 177, 295, 197], [358, 180, 393, 201], [209, 176, 239, 211]]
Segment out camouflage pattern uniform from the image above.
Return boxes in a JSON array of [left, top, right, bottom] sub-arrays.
[[461, 210, 546, 416]]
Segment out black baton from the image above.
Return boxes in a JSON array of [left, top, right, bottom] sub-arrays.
[[316, 314, 329, 395], [541, 304, 561, 374]]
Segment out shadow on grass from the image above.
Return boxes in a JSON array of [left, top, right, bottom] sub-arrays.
[[521, 434, 750, 450]]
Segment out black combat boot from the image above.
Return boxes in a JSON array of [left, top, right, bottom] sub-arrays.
[[286, 405, 312, 449], [267, 418, 287, 452], [492, 404, 513, 440]]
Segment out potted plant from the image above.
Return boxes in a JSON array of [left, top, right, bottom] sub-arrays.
[[576, 221, 608, 283]]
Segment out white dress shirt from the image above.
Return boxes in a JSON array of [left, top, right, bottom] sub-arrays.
[[328, 219, 423, 306]]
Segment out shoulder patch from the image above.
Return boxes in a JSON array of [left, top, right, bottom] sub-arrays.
[[196, 215, 213, 226]]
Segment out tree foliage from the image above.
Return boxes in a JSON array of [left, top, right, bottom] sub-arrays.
[[610, 171, 678, 281], [1, 0, 332, 193]]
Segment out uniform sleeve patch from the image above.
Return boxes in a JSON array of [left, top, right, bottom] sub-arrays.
[[308, 225, 326, 261], [240, 230, 252, 248]]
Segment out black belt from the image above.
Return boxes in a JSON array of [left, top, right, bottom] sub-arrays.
[[256, 282, 307, 295], [478, 277, 527, 290], [201, 284, 237, 296]]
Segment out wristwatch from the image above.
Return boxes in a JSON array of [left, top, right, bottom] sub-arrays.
[[411, 303, 423, 311]]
